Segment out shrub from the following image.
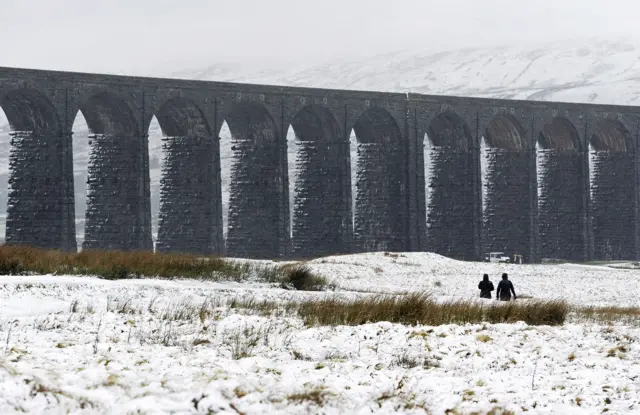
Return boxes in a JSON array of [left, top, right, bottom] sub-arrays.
[[279, 264, 332, 291]]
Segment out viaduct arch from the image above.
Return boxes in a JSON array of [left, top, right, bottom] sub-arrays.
[[0, 67, 639, 263], [153, 97, 214, 255], [424, 111, 476, 260], [536, 117, 585, 261], [289, 104, 350, 258], [2, 88, 73, 250], [80, 91, 150, 251], [589, 119, 636, 260], [351, 107, 408, 253], [481, 113, 533, 261]]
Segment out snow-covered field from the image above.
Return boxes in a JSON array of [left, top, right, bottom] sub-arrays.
[[0, 252, 639, 414]]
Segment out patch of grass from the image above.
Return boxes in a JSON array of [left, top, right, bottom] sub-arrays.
[[222, 323, 279, 360], [287, 386, 333, 407], [577, 306, 640, 325], [233, 386, 247, 399], [0, 245, 244, 279], [446, 406, 514, 415], [485, 299, 569, 326], [607, 345, 628, 358], [0, 246, 334, 292], [279, 264, 333, 291], [392, 353, 423, 369], [476, 334, 492, 343], [296, 293, 569, 327], [409, 329, 432, 339]]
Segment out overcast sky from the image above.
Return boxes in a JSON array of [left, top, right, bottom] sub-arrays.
[[1, 0, 639, 75]]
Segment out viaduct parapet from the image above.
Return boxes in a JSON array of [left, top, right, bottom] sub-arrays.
[[1, 66, 638, 262]]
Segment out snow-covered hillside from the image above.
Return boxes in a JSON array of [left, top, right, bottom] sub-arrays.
[[3, 39, 640, 243], [169, 39, 640, 104]]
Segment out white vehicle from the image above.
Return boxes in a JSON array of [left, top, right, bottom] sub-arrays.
[[484, 252, 511, 263]]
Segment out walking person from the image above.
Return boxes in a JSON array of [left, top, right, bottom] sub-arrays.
[[478, 274, 494, 299], [496, 273, 517, 301]]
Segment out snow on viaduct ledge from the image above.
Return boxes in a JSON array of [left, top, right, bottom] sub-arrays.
[[1, 65, 639, 262]]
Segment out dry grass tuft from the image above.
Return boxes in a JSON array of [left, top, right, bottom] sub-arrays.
[[476, 334, 492, 343], [279, 264, 333, 291], [287, 386, 334, 407]]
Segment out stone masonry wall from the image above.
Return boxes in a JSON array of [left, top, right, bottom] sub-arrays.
[[291, 140, 349, 258], [156, 135, 216, 255], [590, 151, 635, 260], [482, 149, 531, 259], [537, 149, 584, 261], [225, 123, 282, 259], [3, 66, 640, 262], [354, 142, 406, 252], [6, 131, 75, 250], [83, 134, 149, 251], [426, 147, 475, 260]]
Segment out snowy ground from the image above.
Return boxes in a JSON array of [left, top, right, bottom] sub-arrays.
[[0, 252, 639, 414], [309, 252, 640, 307]]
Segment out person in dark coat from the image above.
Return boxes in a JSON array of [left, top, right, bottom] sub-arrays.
[[496, 273, 517, 301], [478, 274, 494, 299]]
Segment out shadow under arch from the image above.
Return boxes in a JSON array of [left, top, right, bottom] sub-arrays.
[[590, 119, 633, 152], [482, 113, 532, 260], [536, 117, 585, 261], [1, 88, 75, 250], [589, 118, 635, 260], [80, 92, 139, 136], [289, 104, 350, 258], [424, 111, 476, 260], [152, 98, 218, 255], [155, 97, 211, 137], [538, 117, 581, 152], [220, 100, 284, 259], [1, 89, 61, 135], [351, 107, 407, 252], [79, 92, 152, 251], [427, 111, 473, 149], [485, 113, 527, 150]]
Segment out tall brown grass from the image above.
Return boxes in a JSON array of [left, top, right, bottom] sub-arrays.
[[226, 292, 570, 327], [0, 246, 330, 290], [0, 245, 243, 279], [576, 305, 640, 324], [298, 293, 569, 327]]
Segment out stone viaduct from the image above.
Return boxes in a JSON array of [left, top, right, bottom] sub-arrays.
[[0, 66, 638, 262]]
